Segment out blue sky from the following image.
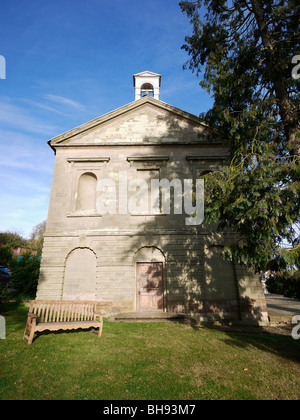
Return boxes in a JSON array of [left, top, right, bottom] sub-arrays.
[[0, 0, 213, 238]]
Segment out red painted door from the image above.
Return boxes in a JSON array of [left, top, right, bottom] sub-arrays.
[[136, 263, 163, 311]]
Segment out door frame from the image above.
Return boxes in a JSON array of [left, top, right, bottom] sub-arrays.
[[133, 247, 166, 313], [136, 262, 164, 312]]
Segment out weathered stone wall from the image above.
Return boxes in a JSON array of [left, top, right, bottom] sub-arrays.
[[37, 99, 269, 325], [37, 230, 268, 324]]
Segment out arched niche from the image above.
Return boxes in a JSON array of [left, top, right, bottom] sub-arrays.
[[62, 248, 97, 301], [204, 245, 238, 301], [76, 172, 97, 212]]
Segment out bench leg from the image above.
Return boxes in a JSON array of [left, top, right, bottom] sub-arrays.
[[23, 324, 29, 341], [26, 319, 36, 345], [92, 319, 103, 337], [23, 317, 32, 342], [28, 328, 35, 345], [98, 319, 103, 337]]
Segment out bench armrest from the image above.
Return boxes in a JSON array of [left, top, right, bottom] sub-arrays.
[[27, 312, 38, 318], [94, 312, 103, 322]]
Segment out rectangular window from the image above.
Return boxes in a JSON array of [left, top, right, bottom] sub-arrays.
[[131, 169, 160, 215]]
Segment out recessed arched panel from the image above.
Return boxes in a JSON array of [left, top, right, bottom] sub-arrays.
[[63, 248, 97, 301], [76, 172, 97, 212], [204, 245, 238, 300], [134, 246, 165, 264]]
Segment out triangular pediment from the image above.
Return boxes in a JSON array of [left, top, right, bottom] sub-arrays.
[[49, 96, 209, 149], [134, 70, 161, 77]]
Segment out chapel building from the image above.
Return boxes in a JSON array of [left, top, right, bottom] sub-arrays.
[[36, 71, 268, 325]]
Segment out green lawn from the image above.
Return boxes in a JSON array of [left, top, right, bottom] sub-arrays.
[[0, 304, 299, 400]]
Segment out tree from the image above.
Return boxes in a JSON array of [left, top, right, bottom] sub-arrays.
[[10, 252, 41, 298], [0, 230, 28, 248], [28, 220, 47, 256], [0, 245, 13, 267], [180, 0, 300, 271], [281, 243, 300, 269]]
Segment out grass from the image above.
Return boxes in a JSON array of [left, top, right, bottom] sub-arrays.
[[0, 303, 299, 400]]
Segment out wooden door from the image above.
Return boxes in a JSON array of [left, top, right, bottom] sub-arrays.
[[136, 262, 163, 312]]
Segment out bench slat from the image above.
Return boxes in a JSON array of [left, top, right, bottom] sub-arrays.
[[59, 304, 64, 322], [24, 300, 103, 345], [51, 304, 55, 322], [44, 304, 49, 323], [37, 303, 42, 320]]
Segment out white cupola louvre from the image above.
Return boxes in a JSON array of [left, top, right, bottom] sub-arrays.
[[133, 71, 161, 101]]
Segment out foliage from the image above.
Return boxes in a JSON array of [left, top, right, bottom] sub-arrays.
[[10, 252, 41, 298], [180, 0, 300, 271], [266, 269, 300, 299], [28, 220, 47, 256], [0, 284, 10, 313], [281, 244, 300, 269], [0, 221, 47, 257], [0, 231, 28, 248], [0, 245, 13, 267]]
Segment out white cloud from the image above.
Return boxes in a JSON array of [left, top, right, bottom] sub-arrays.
[[18, 98, 71, 116], [0, 124, 54, 237], [0, 99, 59, 135], [45, 94, 86, 110], [0, 129, 54, 174]]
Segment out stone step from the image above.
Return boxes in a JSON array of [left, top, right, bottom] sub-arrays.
[[107, 312, 188, 323], [268, 315, 298, 326]]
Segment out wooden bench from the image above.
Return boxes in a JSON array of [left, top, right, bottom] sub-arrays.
[[23, 300, 103, 345]]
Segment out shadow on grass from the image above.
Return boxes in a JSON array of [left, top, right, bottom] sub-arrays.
[[222, 334, 300, 364], [4, 304, 300, 365], [190, 319, 300, 364], [30, 328, 102, 344]]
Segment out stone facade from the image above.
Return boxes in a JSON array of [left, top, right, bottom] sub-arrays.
[[37, 80, 268, 325]]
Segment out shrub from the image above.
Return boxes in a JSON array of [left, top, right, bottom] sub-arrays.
[[0, 245, 13, 267], [10, 252, 41, 298], [0, 284, 10, 313], [266, 270, 300, 300]]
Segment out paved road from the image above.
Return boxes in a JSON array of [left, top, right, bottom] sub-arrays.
[[265, 294, 300, 323]]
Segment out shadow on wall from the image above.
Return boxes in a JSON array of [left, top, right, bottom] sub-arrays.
[[116, 114, 267, 325], [37, 110, 267, 325], [123, 226, 267, 325]]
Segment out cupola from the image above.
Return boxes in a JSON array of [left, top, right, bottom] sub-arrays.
[[133, 71, 161, 101]]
